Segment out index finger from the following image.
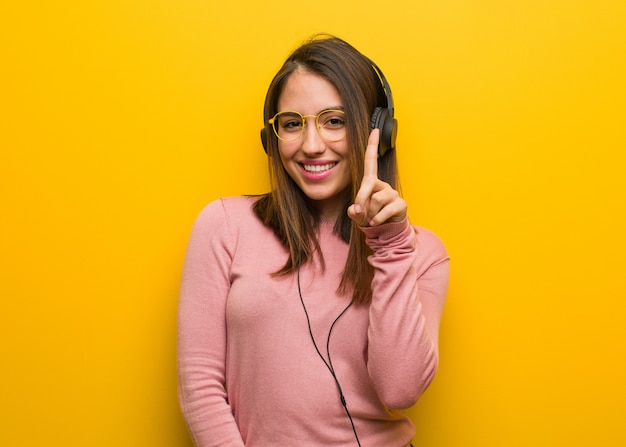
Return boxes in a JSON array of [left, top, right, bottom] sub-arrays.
[[363, 128, 380, 179]]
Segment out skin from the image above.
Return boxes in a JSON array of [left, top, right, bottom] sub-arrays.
[[277, 69, 406, 225], [347, 129, 407, 227]]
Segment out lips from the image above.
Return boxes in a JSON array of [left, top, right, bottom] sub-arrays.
[[299, 161, 338, 181], [301, 162, 337, 173]]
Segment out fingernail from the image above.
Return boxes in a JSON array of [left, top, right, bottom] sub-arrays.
[[354, 204, 362, 214]]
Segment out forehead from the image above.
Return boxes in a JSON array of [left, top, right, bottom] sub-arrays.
[[277, 70, 343, 113]]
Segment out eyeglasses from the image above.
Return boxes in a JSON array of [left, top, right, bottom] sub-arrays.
[[268, 109, 346, 142]]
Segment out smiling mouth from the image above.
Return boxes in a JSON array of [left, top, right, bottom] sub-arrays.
[[301, 162, 337, 173]]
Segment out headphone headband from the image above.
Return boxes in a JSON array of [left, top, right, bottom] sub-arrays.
[[367, 61, 397, 157], [370, 62, 395, 118]]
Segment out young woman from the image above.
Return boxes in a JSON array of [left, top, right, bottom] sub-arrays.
[[177, 35, 450, 447]]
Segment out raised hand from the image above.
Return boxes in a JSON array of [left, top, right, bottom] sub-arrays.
[[347, 129, 407, 227]]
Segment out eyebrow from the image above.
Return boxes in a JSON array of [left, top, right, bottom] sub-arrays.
[[322, 106, 345, 113]]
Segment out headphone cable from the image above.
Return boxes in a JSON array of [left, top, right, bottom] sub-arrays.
[[297, 261, 362, 447]]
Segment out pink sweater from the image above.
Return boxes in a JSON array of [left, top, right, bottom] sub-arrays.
[[177, 197, 449, 446]]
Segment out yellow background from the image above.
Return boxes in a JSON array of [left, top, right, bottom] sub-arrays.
[[2, 1, 625, 446]]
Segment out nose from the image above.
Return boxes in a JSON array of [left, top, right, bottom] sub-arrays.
[[301, 120, 326, 155]]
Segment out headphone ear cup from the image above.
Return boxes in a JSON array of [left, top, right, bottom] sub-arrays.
[[370, 107, 397, 157], [370, 107, 383, 133], [260, 128, 268, 154]]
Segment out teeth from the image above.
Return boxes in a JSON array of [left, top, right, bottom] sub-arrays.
[[303, 163, 336, 173]]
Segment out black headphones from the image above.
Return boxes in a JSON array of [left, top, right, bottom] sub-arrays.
[[368, 62, 398, 157], [260, 62, 398, 157]]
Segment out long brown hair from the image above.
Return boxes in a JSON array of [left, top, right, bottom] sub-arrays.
[[254, 34, 399, 305]]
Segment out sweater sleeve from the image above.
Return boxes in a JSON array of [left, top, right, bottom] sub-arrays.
[[177, 200, 245, 446], [362, 218, 450, 410]]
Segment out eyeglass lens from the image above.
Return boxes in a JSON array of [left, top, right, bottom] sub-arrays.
[[272, 110, 345, 142]]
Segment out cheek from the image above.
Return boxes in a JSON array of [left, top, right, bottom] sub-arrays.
[[334, 142, 351, 165], [336, 144, 354, 184], [276, 143, 300, 179], [332, 139, 350, 157], [277, 141, 295, 162]]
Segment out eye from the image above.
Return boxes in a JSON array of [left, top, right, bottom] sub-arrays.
[[277, 113, 304, 133], [320, 111, 346, 129], [282, 120, 302, 131]]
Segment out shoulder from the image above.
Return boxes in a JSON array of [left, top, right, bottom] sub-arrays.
[[196, 196, 260, 224], [413, 226, 448, 258], [191, 195, 270, 241], [412, 225, 450, 274]]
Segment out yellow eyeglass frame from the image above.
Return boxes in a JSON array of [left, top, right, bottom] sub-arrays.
[[268, 109, 346, 142]]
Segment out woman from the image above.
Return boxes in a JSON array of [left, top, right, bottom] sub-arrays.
[[178, 35, 450, 447]]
